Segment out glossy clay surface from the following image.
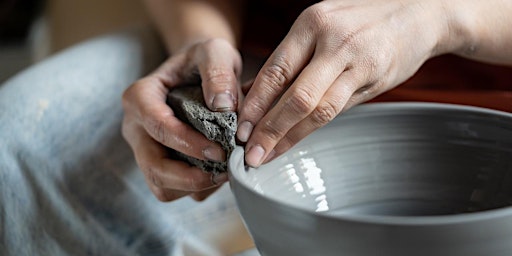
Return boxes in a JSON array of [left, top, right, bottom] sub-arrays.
[[229, 103, 512, 256]]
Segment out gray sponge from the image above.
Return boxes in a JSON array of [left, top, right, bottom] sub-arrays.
[[167, 85, 237, 174]]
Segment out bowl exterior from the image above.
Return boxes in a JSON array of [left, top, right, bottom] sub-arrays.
[[229, 102, 512, 256], [231, 173, 512, 256]]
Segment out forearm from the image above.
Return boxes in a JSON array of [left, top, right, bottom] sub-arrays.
[[441, 0, 512, 65], [143, 0, 243, 53]]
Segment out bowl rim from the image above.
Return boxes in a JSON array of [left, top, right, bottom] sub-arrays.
[[228, 102, 512, 226]]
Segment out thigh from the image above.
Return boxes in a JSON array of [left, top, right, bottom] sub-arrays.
[[0, 30, 262, 256], [0, 26, 173, 256]]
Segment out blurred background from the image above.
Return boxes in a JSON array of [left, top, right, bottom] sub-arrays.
[[2, 0, 510, 107], [0, 0, 149, 83]]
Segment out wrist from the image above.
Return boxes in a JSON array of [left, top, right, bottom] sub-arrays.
[[157, 0, 241, 54], [433, 0, 476, 57], [171, 36, 236, 55]]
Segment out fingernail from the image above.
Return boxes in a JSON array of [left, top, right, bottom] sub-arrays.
[[237, 121, 253, 142], [246, 145, 265, 167], [212, 172, 229, 185], [212, 93, 234, 111], [203, 146, 226, 162]]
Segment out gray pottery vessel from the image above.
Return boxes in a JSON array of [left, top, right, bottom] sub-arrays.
[[229, 102, 512, 256]]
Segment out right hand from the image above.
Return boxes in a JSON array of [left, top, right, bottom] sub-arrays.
[[122, 38, 242, 201], [237, 0, 453, 167]]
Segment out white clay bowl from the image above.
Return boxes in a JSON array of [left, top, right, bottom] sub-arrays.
[[229, 102, 512, 256]]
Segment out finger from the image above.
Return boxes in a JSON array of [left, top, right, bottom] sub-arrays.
[[143, 111, 226, 162], [132, 79, 226, 162], [149, 172, 226, 202], [264, 69, 364, 164], [143, 160, 226, 202], [237, 28, 316, 144], [195, 39, 242, 112], [244, 54, 344, 167], [147, 182, 191, 202], [342, 80, 382, 111], [126, 122, 219, 192], [190, 185, 222, 201], [124, 119, 193, 202], [151, 54, 190, 89]]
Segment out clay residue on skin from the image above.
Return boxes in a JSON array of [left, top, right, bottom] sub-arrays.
[[36, 99, 49, 121]]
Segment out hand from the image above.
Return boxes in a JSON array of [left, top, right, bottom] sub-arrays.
[[122, 38, 242, 201], [237, 0, 450, 167]]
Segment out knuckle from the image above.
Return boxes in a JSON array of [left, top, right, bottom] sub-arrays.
[[122, 80, 143, 109], [145, 114, 171, 145], [204, 67, 236, 86], [246, 95, 268, 118], [149, 117, 166, 142], [185, 174, 206, 192], [262, 57, 293, 89], [336, 31, 361, 56], [363, 57, 380, 80], [143, 165, 163, 187], [287, 87, 316, 114], [364, 50, 391, 77], [260, 119, 285, 142], [301, 3, 332, 32], [311, 101, 340, 126]]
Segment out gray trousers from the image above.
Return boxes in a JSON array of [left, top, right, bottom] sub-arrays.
[[0, 27, 255, 256]]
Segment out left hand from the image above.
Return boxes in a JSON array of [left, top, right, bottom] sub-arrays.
[[122, 38, 242, 201], [237, 0, 452, 167]]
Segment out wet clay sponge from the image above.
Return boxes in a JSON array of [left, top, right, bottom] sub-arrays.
[[167, 85, 237, 174]]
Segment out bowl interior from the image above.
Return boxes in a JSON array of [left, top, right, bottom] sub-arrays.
[[230, 103, 512, 218]]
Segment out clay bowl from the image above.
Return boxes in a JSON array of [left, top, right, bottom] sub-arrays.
[[228, 102, 512, 256]]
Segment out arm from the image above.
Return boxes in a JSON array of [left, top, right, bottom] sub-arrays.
[[122, 0, 245, 201], [444, 0, 512, 65], [237, 0, 512, 168], [143, 0, 243, 53]]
